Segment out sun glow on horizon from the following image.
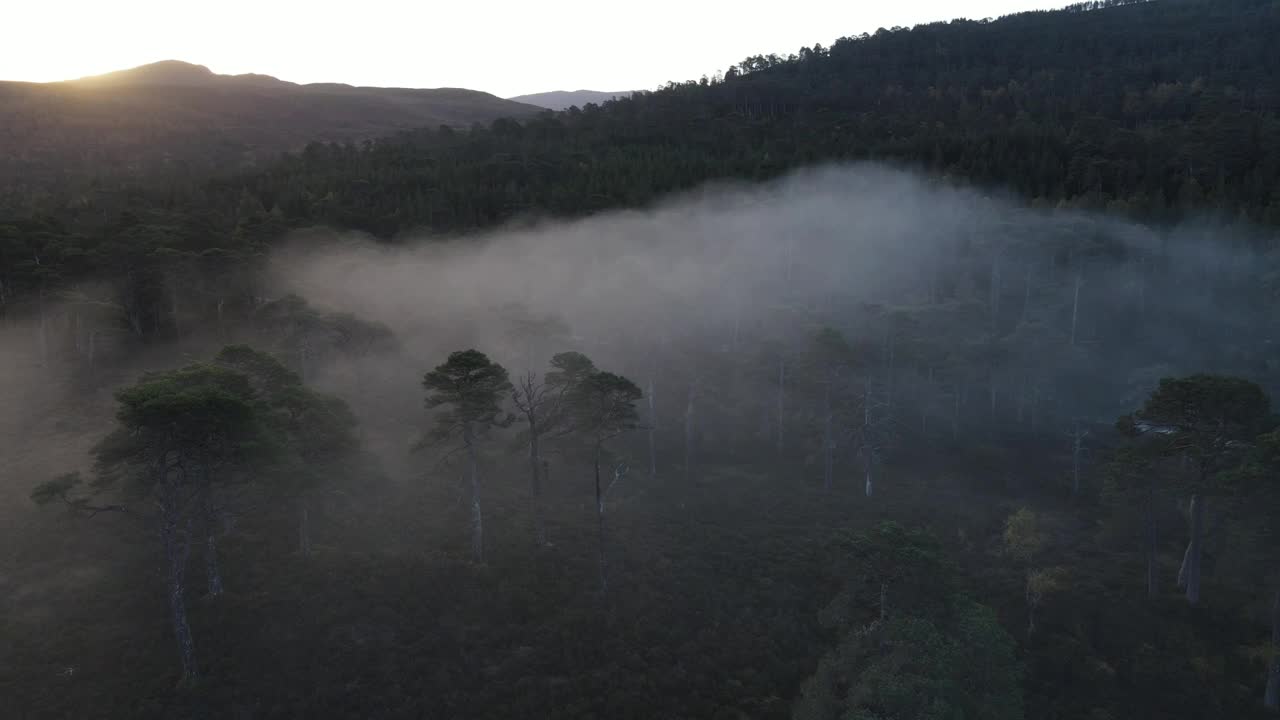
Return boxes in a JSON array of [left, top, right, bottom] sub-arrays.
[[4, 0, 1070, 97]]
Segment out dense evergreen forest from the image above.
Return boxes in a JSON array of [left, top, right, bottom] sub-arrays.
[[5, 0, 1280, 324], [3, 1, 1280, 719]]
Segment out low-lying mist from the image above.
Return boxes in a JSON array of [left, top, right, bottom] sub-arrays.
[[271, 164, 1277, 460], [6, 162, 1276, 512]]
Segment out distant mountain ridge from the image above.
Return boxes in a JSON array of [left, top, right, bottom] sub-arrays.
[[66, 59, 242, 86], [0, 60, 542, 196], [64, 60, 489, 95], [509, 89, 632, 110]]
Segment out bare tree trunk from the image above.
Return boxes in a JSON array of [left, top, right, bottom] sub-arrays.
[[1145, 481, 1158, 599], [823, 381, 834, 492], [298, 341, 311, 384], [1070, 271, 1083, 347], [1070, 422, 1088, 497], [1017, 375, 1026, 424], [784, 236, 795, 288], [529, 429, 546, 547], [1135, 257, 1147, 327], [205, 530, 223, 597], [1026, 576, 1037, 638], [1181, 494, 1205, 605], [952, 385, 962, 441], [202, 485, 223, 596], [683, 384, 694, 482], [886, 354, 895, 419], [1022, 262, 1033, 324], [990, 252, 1001, 331], [171, 283, 181, 336], [647, 377, 657, 480], [299, 500, 312, 556], [1266, 588, 1279, 711], [162, 515, 198, 683], [594, 444, 608, 593], [1072, 432, 1080, 496], [776, 357, 785, 456], [863, 383, 873, 497], [127, 307, 144, 339], [989, 368, 998, 421], [38, 289, 49, 365], [731, 300, 741, 352], [467, 435, 483, 564], [864, 453, 873, 498], [1178, 541, 1192, 589]]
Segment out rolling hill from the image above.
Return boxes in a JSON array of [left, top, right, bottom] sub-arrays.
[[0, 60, 541, 196], [508, 89, 633, 110]]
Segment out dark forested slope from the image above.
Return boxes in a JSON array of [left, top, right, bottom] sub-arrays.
[[8, 0, 1280, 235], [226, 0, 1280, 237]]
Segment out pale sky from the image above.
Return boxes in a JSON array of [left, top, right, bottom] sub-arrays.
[[2, 0, 1068, 98]]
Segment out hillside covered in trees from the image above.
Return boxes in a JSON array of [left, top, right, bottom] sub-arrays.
[[3, 1, 1280, 719], [255, 0, 1276, 234], [6, 0, 1280, 313]]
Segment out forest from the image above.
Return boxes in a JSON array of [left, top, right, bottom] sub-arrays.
[[2, 1, 1280, 719]]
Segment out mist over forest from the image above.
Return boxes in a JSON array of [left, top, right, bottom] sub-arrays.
[[6, 163, 1280, 717], [4, 1, 1280, 719], [272, 164, 1278, 436]]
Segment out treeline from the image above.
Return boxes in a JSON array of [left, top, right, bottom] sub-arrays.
[[230, 0, 1280, 237], [5, 0, 1280, 326], [27, 310, 1280, 717], [31, 343, 644, 680]]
